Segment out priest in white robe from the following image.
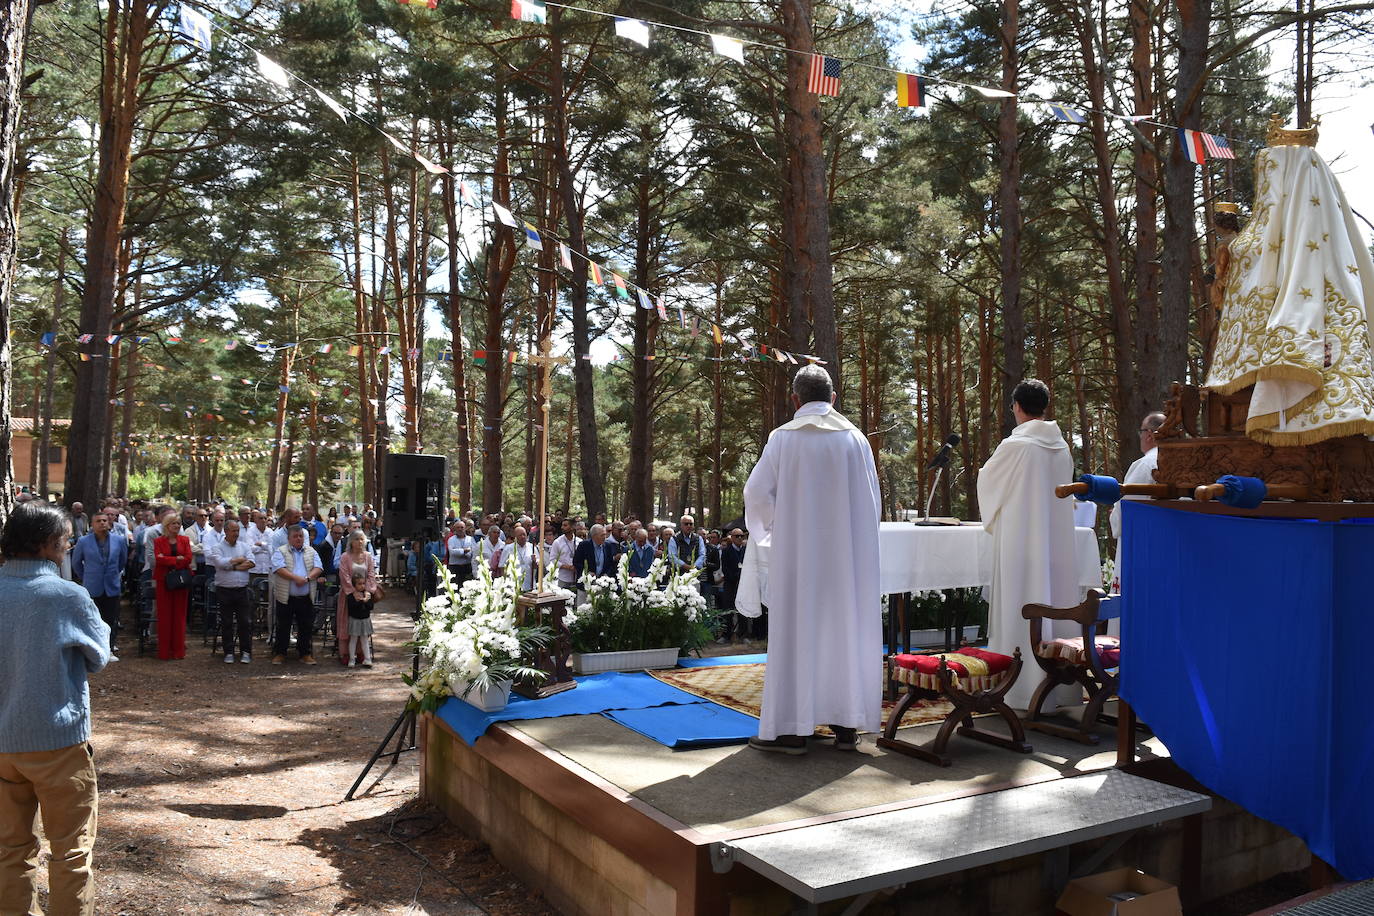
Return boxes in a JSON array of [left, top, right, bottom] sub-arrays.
[[741, 365, 882, 754], [977, 380, 1079, 711], [1109, 412, 1164, 595]]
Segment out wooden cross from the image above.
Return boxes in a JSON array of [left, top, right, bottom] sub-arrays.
[[511, 337, 577, 699], [525, 338, 569, 595]]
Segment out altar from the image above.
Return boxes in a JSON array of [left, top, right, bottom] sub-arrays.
[[740, 521, 1102, 605]]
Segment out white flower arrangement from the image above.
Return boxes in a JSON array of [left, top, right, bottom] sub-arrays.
[[566, 551, 714, 654], [405, 554, 551, 713]]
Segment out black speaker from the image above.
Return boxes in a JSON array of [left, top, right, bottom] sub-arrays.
[[383, 453, 449, 538]]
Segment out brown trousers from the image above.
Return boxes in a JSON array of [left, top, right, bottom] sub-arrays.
[[0, 742, 98, 916]]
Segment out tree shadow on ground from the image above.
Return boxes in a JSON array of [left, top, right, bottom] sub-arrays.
[[298, 798, 559, 916]]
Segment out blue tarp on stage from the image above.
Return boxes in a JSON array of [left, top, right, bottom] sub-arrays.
[[1121, 502, 1374, 880], [603, 703, 758, 748], [435, 671, 706, 745]]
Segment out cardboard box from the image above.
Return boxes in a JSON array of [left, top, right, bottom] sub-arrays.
[[1055, 868, 1182, 916]]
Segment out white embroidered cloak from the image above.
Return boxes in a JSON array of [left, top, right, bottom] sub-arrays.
[[742, 401, 882, 739]]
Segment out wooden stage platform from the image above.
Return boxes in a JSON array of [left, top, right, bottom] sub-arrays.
[[420, 707, 1310, 914]]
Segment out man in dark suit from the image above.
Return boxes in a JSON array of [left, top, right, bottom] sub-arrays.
[[719, 528, 748, 641], [572, 524, 618, 582]]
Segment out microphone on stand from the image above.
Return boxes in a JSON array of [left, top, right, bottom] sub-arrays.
[[917, 434, 962, 526], [925, 433, 961, 470]]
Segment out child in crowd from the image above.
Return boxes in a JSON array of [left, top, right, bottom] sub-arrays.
[[346, 572, 374, 668]]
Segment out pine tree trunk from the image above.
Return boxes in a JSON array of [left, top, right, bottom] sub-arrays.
[[38, 241, 64, 496], [1131, 0, 1163, 433], [626, 136, 657, 521], [114, 334, 138, 495], [547, 13, 606, 518], [347, 162, 378, 510], [1160, 0, 1210, 393], [0, 0, 32, 520], [709, 270, 724, 528], [439, 137, 472, 512], [779, 0, 839, 378], [67, 0, 150, 508], [997, 0, 1024, 437]]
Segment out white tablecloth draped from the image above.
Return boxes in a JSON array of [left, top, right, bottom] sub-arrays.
[[737, 522, 1102, 616]]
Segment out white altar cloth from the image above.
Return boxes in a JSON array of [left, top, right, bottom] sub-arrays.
[[738, 522, 1102, 615]]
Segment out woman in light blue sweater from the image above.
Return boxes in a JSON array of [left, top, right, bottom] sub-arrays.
[[0, 501, 111, 916]]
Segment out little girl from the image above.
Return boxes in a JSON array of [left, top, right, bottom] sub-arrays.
[[346, 572, 375, 668]]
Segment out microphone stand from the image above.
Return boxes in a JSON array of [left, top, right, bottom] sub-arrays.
[[915, 465, 947, 526]]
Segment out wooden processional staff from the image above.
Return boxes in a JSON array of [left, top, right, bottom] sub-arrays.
[[513, 336, 578, 698]]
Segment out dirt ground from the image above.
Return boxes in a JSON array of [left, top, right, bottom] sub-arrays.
[[34, 592, 561, 916]]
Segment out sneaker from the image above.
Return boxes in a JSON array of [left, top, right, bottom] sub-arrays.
[[224, 653, 236, 664], [347, 659, 355, 668], [271, 654, 285, 665], [829, 726, 859, 752], [362, 659, 373, 669], [748, 735, 808, 756], [302, 655, 318, 666], [108, 654, 120, 663], [240, 653, 251, 664]]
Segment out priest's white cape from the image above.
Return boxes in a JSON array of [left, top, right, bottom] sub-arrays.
[[977, 419, 1080, 710], [741, 401, 882, 740], [1205, 143, 1374, 444]]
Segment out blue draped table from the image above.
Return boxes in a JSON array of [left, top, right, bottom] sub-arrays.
[[1120, 502, 1374, 880]]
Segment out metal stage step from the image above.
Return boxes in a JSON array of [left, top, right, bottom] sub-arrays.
[[710, 769, 1210, 911], [1274, 880, 1374, 914]]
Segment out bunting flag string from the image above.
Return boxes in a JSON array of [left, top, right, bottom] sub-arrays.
[[165, 0, 1212, 392]]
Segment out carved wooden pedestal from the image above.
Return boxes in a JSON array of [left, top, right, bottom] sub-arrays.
[[1155, 436, 1374, 503], [512, 591, 577, 700]]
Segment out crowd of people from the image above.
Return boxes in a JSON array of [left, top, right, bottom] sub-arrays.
[[11, 493, 391, 668], [407, 511, 754, 640]]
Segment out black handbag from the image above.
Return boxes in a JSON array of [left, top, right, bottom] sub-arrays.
[[163, 538, 192, 591]]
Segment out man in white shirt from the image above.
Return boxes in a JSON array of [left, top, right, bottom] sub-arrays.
[[209, 520, 257, 663], [977, 379, 1079, 711], [666, 515, 707, 577], [446, 522, 476, 587], [200, 509, 225, 563], [1109, 412, 1165, 594], [268, 507, 302, 553], [269, 526, 322, 666], [478, 524, 504, 571], [247, 511, 273, 575], [496, 526, 537, 591], [548, 520, 580, 590]]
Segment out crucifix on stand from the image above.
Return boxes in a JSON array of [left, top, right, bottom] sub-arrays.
[[512, 336, 578, 699]]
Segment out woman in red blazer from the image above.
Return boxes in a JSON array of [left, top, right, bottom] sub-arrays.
[[153, 511, 193, 659]]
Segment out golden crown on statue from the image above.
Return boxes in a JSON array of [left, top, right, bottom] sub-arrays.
[[1266, 114, 1320, 148]]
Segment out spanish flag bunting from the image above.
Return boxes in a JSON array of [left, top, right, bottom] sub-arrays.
[[348, 345, 362, 357], [398, 0, 438, 9], [712, 323, 723, 345], [896, 73, 925, 108], [590, 262, 603, 285], [511, 0, 545, 23]]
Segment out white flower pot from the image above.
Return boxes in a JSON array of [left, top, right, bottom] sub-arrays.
[[458, 679, 513, 713], [571, 647, 681, 674]]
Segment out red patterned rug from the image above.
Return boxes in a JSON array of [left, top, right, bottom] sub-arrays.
[[648, 662, 958, 732]]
